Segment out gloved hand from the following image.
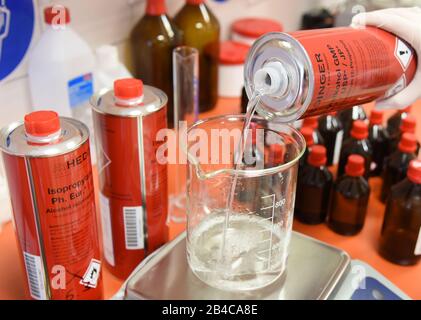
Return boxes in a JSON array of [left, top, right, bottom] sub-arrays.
[[351, 7, 421, 110]]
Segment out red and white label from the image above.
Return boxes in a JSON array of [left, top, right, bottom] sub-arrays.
[[80, 259, 101, 288], [395, 38, 413, 71]]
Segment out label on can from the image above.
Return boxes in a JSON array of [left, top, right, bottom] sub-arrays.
[[294, 27, 417, 117], [3, 139, 103, 299], [94, 104, 168, 277]]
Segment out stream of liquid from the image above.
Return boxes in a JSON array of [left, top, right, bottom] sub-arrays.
[[220, 91, 262, 265]]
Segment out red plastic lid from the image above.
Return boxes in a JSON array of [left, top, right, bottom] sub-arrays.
[[300, 126, 314, 146], [232, 18, 283, 38], [399, 105, 412, 114], [24, 111, 60, 136], [350, 120, 368, 140], [308, 145, 327, 167], [187, 0, 204, 4], [345, 154, 365, 177], [146, 0, 167, 15], [219, 41, 250, 65], [398, 133, 417, 154], [302, 116, 318, 130], [369, 109, 383, 125], [400, 115, 416, 134], [44, 6, 70, 25], [114, 78, 144, 100], [407, 160, 421, 184]]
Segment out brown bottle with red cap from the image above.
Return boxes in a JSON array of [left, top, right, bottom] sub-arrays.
[[174, 0, 220, 111], [299, 126, 315, 168], [337, 106, 367, 140], [302, 116, 324, 145], [130, 0, 182, 125], [380, 133, 417, 203], [379, 160, 421, 265], [387, 105, 412, 136], [328, 155, 370, 235], [318, 112, 343, 166], [368, 109, 389, 176], [387, 115, 420, 156], [295, 145, 333, 224], [337, 120, 372, 179]]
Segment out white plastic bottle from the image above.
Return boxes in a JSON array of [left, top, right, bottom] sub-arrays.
[[28, 5, 95, 122], [95, 45, 132, 90]]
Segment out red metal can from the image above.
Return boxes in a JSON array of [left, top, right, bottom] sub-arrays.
[[245, 27, 417, 122], [0, 111, 103, 300], [91, 78, 168, 279]]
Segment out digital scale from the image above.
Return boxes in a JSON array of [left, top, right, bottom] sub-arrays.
[[114, 232, 410, 300]]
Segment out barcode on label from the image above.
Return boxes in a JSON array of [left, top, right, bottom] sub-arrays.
[[23, 252, 46, 300], [123, 206, 144, 250], [415, 227, 421, 256]]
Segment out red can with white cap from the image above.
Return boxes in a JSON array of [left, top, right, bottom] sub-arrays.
[[231, 18, 283, 46], [0, 111, 103, 300], [91, 78, 168, 279]]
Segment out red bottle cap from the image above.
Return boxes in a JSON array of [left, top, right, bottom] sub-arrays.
[[328, 111, 337, 116], [146, 0, 167, 15], [369, 109, 383, 126], [399, 105, 412, 114], [407, 160, 421, 184], [114, 78, 144, 100], [350, 120, 368, 140], [302, 116, 318, 130], [24, 111, 60, 136], [300, 126, 314, 147], [268, 144, 284, 165], [219, 41, 250, 65], [398, 133, 417, 154], [232, 18, 283, 38], [187, 0, 205, 4], [345, 154, 365, 177], [400, 115, 416, 134], [44, 6, 70, 25], [308, 145, 327, 167]]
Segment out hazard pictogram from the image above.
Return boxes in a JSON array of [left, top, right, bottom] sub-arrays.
[[384, 75, 406, 99], [394, 38, 413, 71]]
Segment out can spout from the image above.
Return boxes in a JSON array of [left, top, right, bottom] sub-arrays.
[[253, 61, 288, 96]]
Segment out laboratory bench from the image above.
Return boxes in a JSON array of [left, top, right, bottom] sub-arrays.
[[0, 98, 420, 300]]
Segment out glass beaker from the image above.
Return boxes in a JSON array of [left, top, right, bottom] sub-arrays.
[[185, 115, 305, 291]]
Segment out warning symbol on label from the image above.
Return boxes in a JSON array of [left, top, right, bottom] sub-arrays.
[[80, 259, 101, 288], [394, 38, 413, 71], [384, 75, 406, 99]]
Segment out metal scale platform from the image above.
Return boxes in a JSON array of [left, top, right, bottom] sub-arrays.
[[118, 232, 410, 300]]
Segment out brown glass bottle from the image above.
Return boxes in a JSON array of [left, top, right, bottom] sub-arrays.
[[379, 160, 421, 266], [295, 146, 333, 224], [302, 116, 324, 145], [337, 120, 372, 179], [380, 133, 417, 203], [130, 0, 182, 125], [337, 106, 367, 140], [299, 126, 315, 168], [174, 0, 220, 112], [387, 105, 412, 136], [318, 112, 343, 166], [328, 155, 370, 235], [387, 114, 420, 156], [368, 110, 389, 177]]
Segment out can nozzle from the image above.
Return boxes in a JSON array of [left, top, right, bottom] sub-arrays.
[[253, 61, 288, 96]]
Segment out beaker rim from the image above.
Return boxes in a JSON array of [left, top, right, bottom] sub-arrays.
[[185, 114, 306, 178]]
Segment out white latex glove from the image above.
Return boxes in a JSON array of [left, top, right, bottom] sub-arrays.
[[351, 7, 421, 110]]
